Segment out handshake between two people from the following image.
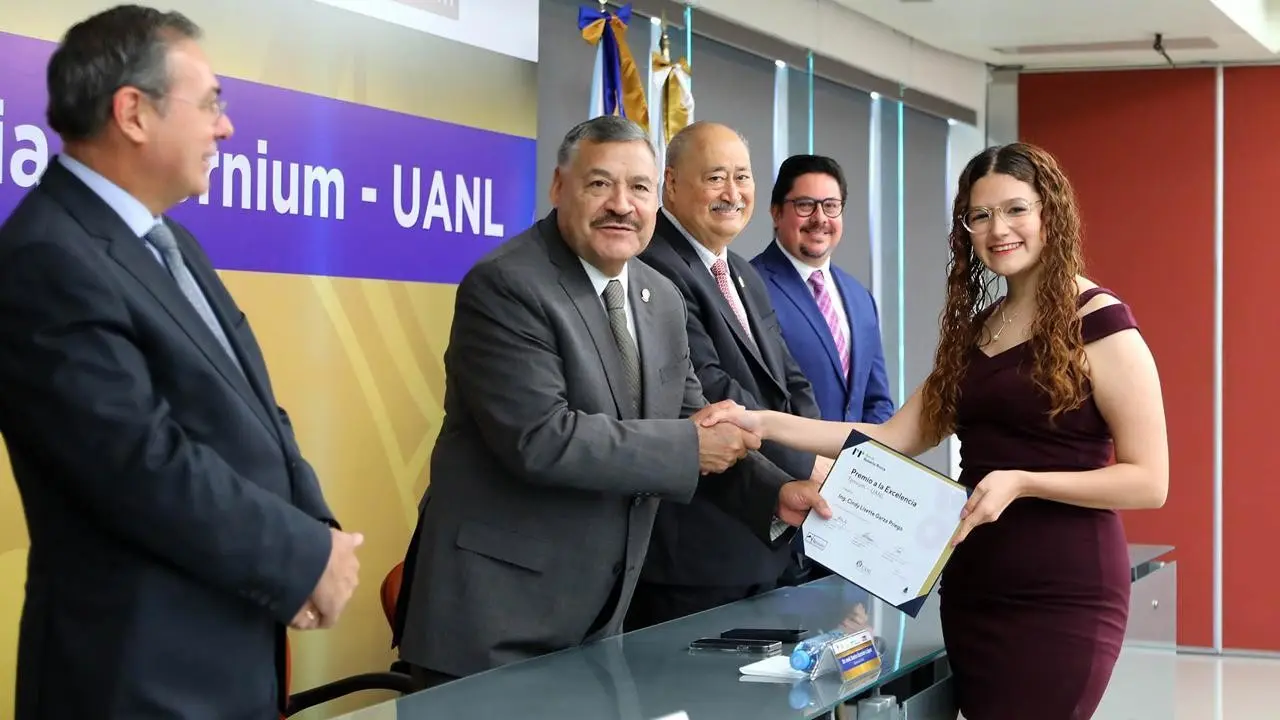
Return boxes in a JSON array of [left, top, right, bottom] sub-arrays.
[[290, 528, 365, 631], [692, 400, 833, 528]]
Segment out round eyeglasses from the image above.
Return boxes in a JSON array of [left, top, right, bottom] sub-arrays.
[[960, 199, 1041, 234]]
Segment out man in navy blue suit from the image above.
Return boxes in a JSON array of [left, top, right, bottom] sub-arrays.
[[751, 154, 895, 584]]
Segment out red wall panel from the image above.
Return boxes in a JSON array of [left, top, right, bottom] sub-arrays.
[[1019, 69, 1216, 648], [1222, 66, 1280, 651]]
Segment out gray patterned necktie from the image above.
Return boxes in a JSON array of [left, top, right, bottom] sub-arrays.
[[602, 280, 641, 417], [144, 222, 244, 375]]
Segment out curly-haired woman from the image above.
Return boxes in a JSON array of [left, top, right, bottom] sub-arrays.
[[701, 142, 1169, 719]]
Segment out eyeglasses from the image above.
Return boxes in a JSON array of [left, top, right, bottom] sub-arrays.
[[784, 197, 844, 218], [145, 90, 227, 119], [176, 96, 227, 119], [960, 198, 1041, 234]]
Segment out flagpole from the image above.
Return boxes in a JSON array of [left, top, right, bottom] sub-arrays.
[[683, 4, 693, 92], [655, 14, 671, 169]]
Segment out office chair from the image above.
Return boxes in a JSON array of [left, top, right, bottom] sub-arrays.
[[283, 562, 418, 717]]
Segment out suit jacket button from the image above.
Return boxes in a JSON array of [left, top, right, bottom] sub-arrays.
[[633, 496, 643, 506], [613, 562, 623, 575]]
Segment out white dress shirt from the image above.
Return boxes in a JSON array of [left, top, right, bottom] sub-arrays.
[[578, 257, 636, 343], [662, 208, 755, 342], [58, 154, 165, 265], [776, 239, 850, 347]]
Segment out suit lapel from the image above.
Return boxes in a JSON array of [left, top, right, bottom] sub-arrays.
[[176, 228, 285, 438], [40, 162, 280, 439], [761, 243, 846, 384], [629, 265, 664, 420], [828, 268, 862, 392], [105, 223, 279, 439], [542, 216, 634, 420], [727, 254, 786, 395], [657, 215, 769, 371]]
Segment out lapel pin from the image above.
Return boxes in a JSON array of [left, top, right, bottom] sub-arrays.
[[641, 288, 651, 303], [737, 275, 745, 288]]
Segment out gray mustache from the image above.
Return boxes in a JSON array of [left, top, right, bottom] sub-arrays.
[[591, 213, 640, 230]]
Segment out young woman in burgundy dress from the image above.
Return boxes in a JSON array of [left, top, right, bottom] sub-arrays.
[[702, 143, 1169, 719]]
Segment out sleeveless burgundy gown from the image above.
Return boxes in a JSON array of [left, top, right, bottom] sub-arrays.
[[939, 287, 1136, 719]]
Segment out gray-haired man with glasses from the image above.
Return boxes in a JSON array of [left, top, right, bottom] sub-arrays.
[[0, 6, 355, 718]]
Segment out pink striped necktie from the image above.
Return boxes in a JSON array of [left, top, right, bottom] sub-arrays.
[[808, 269, 850, 379], [710, 258, 754, 341]]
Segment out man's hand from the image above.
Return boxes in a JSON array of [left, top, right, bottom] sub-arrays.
[[290, 600, 321, 631], [306, 528, 364, 628], [689, 399, 742, 426], [695, 422, 760, 475], [777, 480, 832, 526], [838, 602, 870, 633], [693, 399, 764, 438]]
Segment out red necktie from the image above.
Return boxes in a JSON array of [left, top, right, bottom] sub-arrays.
[[711, 258, 753, 341]]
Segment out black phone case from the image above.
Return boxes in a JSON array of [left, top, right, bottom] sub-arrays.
[[719, 628, 807, 643]]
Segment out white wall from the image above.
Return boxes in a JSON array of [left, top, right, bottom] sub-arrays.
[[986, 69, 1019, 146], [691, 0, 988, 124]]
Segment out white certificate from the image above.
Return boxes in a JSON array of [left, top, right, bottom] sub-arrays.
[[800, 431, 968, 616]]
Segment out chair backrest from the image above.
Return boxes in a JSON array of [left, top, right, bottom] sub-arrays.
[[380, 562, 405, 630]]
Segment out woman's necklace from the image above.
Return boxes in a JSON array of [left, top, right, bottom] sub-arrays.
[[991, 305, 1018, 343]]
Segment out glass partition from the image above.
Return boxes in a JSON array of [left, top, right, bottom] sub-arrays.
[[536, 3, 978, 457]]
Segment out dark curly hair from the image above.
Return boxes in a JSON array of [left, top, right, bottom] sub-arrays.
[[919, 142, 1087, 444]]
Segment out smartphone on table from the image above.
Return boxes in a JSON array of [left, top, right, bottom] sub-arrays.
[[687, 637, 782, 656], [719, 627, 808, 643]]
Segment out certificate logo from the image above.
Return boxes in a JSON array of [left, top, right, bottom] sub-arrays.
[[804, 532, 829, 551], [849, 444, 886, 472]]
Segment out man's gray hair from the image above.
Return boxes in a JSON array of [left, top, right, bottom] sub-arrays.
[[664, 121, 750, 170], [556, 115, 654, 168]]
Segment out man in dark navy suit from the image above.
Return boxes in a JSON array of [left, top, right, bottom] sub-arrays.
[[0, 7, 360, 718], [751, 154, 895, 585]]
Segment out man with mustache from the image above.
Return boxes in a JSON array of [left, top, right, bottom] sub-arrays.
[[626, 122, 831, 629], [751, 154, 895, 585], [392, 116, 831, 686]]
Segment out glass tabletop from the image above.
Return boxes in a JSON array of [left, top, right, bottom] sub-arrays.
[[337, 576, 947, 720], [1127, 544, 1174, 581]]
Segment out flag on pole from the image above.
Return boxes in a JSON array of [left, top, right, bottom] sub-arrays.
[[580, 2, 648, 130], [649, 16, 693, 169]]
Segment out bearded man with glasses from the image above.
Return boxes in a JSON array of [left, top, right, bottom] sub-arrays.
[[750, 154, 895, 586]]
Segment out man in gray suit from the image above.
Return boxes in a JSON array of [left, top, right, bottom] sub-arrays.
[[392, 116, 831, 686]]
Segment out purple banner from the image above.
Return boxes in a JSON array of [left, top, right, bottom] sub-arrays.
[[0, 30, 536, 284]]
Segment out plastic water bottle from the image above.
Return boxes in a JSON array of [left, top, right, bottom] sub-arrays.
[[789, 630, 847, 672], [787, 683, 812, 711]]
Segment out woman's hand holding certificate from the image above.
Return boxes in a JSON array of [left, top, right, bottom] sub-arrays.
[[953, 469, 1027, 545]]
